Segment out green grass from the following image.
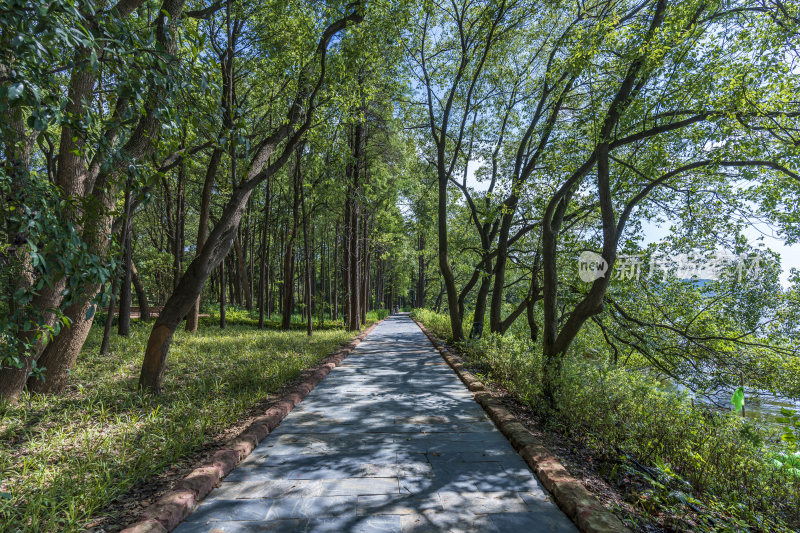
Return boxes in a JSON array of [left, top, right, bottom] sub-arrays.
[[0, 312, 375, 532], [411, 308, 800, 532]]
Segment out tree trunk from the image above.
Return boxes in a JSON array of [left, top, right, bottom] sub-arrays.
[[361, 215, 369, 324], [346, 121, 362, 331], [186, 148, 223, 330], [0, 112, 58, 400], [526, 271, 539, 343], [434, 282, 443, 313], [29, 291, 98, 393], [100, 275, 119, 355], [267, 228, 273, 318], [118, 182, 133, 336], [301, 179, 312, 336], [131, 261, 151, 322], [258, 177, 270, 329], [234, 236, 251, 309], [219, 258, 227, 329], [333, 231, 338, 321], [281, 149, 301, 330], [489, 209, 514, 334], [436, 163, 464, 339], [416, 232, 425, 308], [26, 182, 119, 394], [172, 149, 186, 290], [139, 183, 253, 392], [470, 264, 492, 339]]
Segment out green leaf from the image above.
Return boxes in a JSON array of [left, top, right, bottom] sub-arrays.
[[85, 305, 95, 320]]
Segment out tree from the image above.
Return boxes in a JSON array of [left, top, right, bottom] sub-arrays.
[[0, 0, 195, 399], [409, 0, 521, 340], [138, 4, 364, 393], [532, 0, 800, 405]]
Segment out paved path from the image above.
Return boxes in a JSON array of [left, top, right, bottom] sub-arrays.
[[175, 314, 577, 532]]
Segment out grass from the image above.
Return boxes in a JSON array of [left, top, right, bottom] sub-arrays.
[[411, 308, 800, 532], [0, 309, 381, 532]]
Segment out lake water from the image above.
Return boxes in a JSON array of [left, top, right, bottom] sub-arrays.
[[686, 387, 800, 423]]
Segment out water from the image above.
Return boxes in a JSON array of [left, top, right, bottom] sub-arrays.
[[686, 386, 800, 423]]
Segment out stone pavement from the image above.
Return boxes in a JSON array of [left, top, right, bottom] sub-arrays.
[[174, 314, 577, 532]]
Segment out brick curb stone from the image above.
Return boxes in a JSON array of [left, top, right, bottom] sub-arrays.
[[412, 318, 629, 533], [120, 320, 382, 533]]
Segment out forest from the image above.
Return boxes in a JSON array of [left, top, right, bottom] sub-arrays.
[[1, 0, 800, 531]]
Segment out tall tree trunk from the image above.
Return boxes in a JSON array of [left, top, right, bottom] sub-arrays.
[[234, 236, 251, 309], [248, 202, 254, 310], [27, 179, 119, 394], [346, 121, 362, 331], [228, 255, 236, 308], [301, 179, 312, 336], [389, 274, 394, 311], [470, 261, 492, 339], [100, 273, 119, 355], [319, 231, 324, 329], [526, 267, 540, 342], [281, 149, 301, 330], [219, 259, 227, 329], [347, 189, 360, 331], [436, 159, 464, 339], [333, 231, 338, 321], [489, 210, 514, 333], [434, 282, 444, 313], [342, 207, 350, 325], [267, 225, 273, 318], [186, 151, 223, 330], [131, 260, 151, 322], [139, 182, 251, 392], [258, 177, 270, 329], [360, 215, 368, 324], [232, 237, 242, 305], [117, 227, 133, 335], [118, 181, 133, 336], [278, 227, 284, 318], [173, 148, 186, 290], [416, 232, 425, 308], [12, 49, 99, 391]]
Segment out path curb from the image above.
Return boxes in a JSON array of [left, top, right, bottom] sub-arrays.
[[412, 318, 629, 533], [121, 320, 381, 533]]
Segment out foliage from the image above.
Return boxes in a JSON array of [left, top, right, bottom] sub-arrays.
[[776, 407, 800, 451], [0, 174, 113, 374]]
